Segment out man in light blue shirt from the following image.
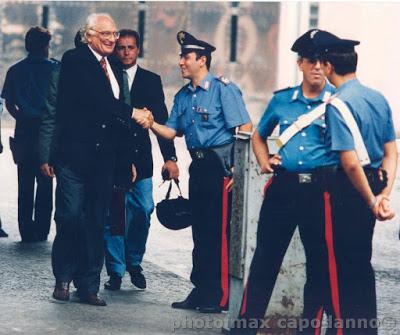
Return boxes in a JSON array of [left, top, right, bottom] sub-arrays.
[[317, 29, 397, 335]]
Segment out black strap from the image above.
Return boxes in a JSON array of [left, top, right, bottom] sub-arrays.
[[165, 179, 182, 200]]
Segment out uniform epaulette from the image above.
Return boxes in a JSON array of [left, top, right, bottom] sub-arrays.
[[273, 86, 292, 94], [217, 76, 231, 86]]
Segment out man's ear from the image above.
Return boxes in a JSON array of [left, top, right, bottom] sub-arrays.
[[297, 57, 304, 72], [198, 55, 207, 67], [325, 61, 334, 75]]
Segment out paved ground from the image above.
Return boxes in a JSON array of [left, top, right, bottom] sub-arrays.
[[0, 127, 226, 335], [1, 125, 399, 335]]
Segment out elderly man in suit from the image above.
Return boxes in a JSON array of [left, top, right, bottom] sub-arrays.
[[104, 29, 179, 291], [50, 13, 151, 306]]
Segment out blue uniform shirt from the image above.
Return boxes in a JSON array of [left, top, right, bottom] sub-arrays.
[[1, 55, 60, 119], [258, 83, 338, 172], [326, 78, 396, 168], [166, 72, 251, 150]]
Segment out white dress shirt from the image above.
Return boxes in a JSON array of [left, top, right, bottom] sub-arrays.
[[124, 63, 138, 90], [88, 45, 120, 99]]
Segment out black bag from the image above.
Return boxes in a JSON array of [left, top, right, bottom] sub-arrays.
[[156, 179, 192, 230]]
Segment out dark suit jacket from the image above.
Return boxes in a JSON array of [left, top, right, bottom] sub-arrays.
[[117, 66, 176, 182], [54, 45, 132, 170]]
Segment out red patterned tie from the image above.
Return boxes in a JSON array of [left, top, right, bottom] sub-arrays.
[[100, 57, 110, 81]]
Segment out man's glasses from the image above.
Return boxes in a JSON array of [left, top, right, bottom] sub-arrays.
[[90, 29, 120, 39], [305, 56, 323, 64]]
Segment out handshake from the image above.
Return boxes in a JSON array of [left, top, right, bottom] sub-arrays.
[[132, 107, 154, 129]]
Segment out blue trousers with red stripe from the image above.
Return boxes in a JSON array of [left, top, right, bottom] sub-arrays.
[[320, 169, 386, 335], [231, 172, 329, 334], [188, 153, 230, 307]]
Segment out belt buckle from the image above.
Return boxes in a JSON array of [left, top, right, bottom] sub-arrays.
[[298, 173, 312, 184], [195, 150, 204, 159]]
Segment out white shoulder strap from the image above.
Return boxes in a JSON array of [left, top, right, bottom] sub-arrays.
[[329, 98, 370, 166], [276, 102, 327, 148], [276, 91, 333, 149]]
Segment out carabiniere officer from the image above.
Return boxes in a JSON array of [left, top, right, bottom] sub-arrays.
[[232, 29, 338, 334], [149, 31, 252, 313]]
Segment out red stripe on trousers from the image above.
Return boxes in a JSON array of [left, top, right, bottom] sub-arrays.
[[314, 306, 324, 335], [239, 177, 274, 315], [324, 191, 343, 335], [263, 177, 273, 197], [219, 177, 230, 307], [240, 282, 249, 316]]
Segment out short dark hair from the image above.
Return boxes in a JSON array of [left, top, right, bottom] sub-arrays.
[[194, 51, 212, 70], [119, 29, 140, 47], [25, 26, 51, 53], [322, 52, 358, 75], [74, 30, 85, 48]]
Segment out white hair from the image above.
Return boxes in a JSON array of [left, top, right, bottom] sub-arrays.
[[82, 13, 116, 43]]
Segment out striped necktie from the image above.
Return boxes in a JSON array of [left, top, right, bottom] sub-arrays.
[[122, 70, 131, 105], [100, 57, 110, 81]]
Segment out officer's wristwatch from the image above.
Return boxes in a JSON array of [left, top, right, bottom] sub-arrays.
[[169, 156, 178, 162]]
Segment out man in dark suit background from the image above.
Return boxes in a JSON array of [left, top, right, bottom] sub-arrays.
[[104, 29, 179, 291], [50, 13, 152, 306], [0, 98, 8, 238], [1, 27, 59, 242]]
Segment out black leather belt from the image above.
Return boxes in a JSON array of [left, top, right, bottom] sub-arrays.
[[274, 165, 339, 184], [190, 149, 209, 160]]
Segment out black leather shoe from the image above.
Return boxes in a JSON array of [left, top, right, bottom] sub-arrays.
[[171, 289, 200, 310], [53, 281, 70, 301], [0, 228, 8, 238], [104, 274, 122, 291], [79, 293, 107, 306], [198, 303, 222, 313], [129, 266, 146, 289]]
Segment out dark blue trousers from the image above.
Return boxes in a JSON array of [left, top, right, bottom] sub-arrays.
[[17, 158, 53, 240], [52, 158, 114, 294]]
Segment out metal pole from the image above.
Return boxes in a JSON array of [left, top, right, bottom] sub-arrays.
[[138, 1, 146, 58], [226, 133, 306, 333], [41, 5, 49, 28]]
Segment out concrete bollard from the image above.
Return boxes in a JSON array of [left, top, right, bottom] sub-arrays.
[[226, 132, 306, 334]]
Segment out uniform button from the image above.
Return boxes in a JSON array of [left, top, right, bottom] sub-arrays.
[[298, 161, 303, 165], [301, 132, 306, 137], [133, 133, 137, 137], [299, 146, 304, 151], [192, 107, 195, 110], [96, 143, 100, 147], [134, 149, 139, 153], [193, 94, 197, 98], [192, 120, 195, 124], [204, 109, 207, 112], [189, 133, 193, 136], [307, 105, 311, 110], [283, 120, 288, 124], [102, 124, 106, 128], [322, 123, 326, 128]]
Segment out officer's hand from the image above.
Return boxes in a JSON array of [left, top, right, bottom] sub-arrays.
[[226, 178, 234, 192], [131, 164, 137, 183], [269, 154, 282, 168], [372, 194, 395, 221], [40, 163, 55, 178], [260, 162, 274, 174], [225, 167, 234, 192], [132, 108, 153, 128], [376, 197, 395, 221], [162, 160, 179, 180]]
